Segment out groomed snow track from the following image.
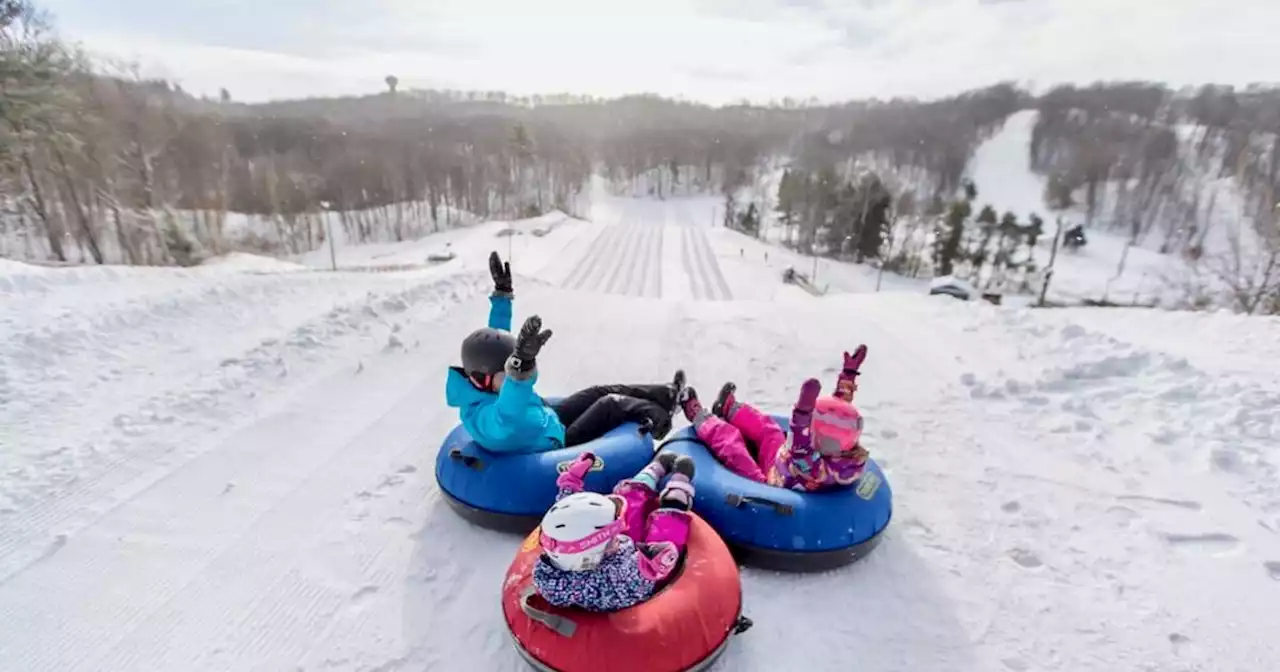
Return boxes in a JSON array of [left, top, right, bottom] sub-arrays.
[[560, 200, 731, 301]]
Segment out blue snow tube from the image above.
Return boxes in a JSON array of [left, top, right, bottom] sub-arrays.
[[661, 414, 892, 572], [435, 401, 656, 534]]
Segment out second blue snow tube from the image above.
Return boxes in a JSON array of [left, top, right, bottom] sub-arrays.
[[435, 400, 656, 534], [661, 414, 892, 572]]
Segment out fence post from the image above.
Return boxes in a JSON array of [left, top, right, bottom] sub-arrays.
[[1037, 217, 1064, 306], [321, 201, 337, 271]]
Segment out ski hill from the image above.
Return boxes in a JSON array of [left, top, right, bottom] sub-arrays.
[[2, 195, 1279, 672]]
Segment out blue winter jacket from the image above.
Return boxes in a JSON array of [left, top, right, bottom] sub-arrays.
[[445, 294, 567, 453]]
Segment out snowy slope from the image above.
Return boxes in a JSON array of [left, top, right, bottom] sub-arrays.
[[3, 203, 1279, 672], [733, 109, 1243, 306], [965, 111, 1197, 305]]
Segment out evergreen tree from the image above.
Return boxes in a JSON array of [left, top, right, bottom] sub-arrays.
[[1026, 213, 1045, 249], [854, 175, 892, 260], [776, 169, 799, 244], [804, 166, 839, 254], [738, 202, 759, 235], [990, 211, 1020, 287], [827, 181, 858, 255], [969, 204, 999, 282], [509, 123, 536, 214], [933, 199, 971, 276], [1021, 213, 1045, 289]]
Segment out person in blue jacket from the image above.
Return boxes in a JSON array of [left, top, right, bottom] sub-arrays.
[[445, 251, 685, 454]]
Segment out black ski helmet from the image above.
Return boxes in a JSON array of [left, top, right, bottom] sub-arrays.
[[461, 327, 516, 376]]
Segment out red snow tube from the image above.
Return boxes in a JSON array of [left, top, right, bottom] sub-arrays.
[[502, 515, 749, 672]]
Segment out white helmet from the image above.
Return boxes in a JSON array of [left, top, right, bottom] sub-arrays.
[[539, 492, 623, 572]]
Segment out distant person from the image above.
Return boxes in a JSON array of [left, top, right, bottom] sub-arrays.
[[533, 450, 696, 611], [446, 251, 685, 453], [1064, 225, 1087, 250], [677, 346, 870, 492]]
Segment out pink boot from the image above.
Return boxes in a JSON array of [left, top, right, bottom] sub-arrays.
[[682, 387, 768, 483]]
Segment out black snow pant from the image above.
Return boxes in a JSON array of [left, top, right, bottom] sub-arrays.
[[549, 384, 676, 447]]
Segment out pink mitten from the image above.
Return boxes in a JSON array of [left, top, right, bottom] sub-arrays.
[[843, 345, 867, 374], [555, 452, 597, 492], [836, 345, 867, 401]]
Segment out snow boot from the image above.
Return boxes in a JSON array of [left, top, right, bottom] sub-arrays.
[[659, 455, 696, 510], [677, 386, 703, 423], [634, 451, 677, 491], [712, 381, 737, 419], [667, 369, 687, 415], [639, 414, 673, 440]]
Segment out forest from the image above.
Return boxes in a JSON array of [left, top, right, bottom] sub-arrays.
[[2, 0, 1277, 314]]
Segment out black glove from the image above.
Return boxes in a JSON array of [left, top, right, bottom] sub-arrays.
[[489, 251, 513, 295], [507, 315, 553, 376]]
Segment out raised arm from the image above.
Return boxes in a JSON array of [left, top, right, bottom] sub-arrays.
[[833, 345, 866, 402], [488, 251, 514, 331], [555, 452, 598, 499]]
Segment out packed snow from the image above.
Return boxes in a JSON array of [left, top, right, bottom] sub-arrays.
[[2, 195, 1278, 672]]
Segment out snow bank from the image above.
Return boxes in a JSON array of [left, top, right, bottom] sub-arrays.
[[200, 252, 308, 272], [0, 258, 45, 276], [668, 291, 1280, 671], [295, 210, 589, 284], [0, 262, 491, 523]]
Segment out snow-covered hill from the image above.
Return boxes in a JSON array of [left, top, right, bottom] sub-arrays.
[[964, 109, 1270, 308], [2, 198, 1278, 671], [727, 107, 1274, 311]]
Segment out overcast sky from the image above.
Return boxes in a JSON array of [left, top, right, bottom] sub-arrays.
[[41, 0, 1280, 104]]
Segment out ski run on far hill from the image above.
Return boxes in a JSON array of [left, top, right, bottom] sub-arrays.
[[3, 187, 1280, 672]]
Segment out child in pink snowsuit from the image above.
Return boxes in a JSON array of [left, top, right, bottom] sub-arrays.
[[678, 346, 870, 492], [533, 451, 696, 612]]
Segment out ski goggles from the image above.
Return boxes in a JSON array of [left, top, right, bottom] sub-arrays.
[[540, 518, 625, 555]]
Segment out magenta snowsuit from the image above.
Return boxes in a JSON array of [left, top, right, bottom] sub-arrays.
[[532, 455, 691, 611], [694, 402, 866, 492]]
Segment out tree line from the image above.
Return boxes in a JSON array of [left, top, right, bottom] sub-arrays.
[[0, 0, 1031, 267], [2, 0, 1277, 292], [1, 1, 595, 265], [1028, 82, 1279, 313]]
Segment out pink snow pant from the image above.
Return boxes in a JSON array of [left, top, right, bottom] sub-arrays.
[[613, 481, 691, 550], [693, 403, 785, 484], [613, 479, 691, 582]]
